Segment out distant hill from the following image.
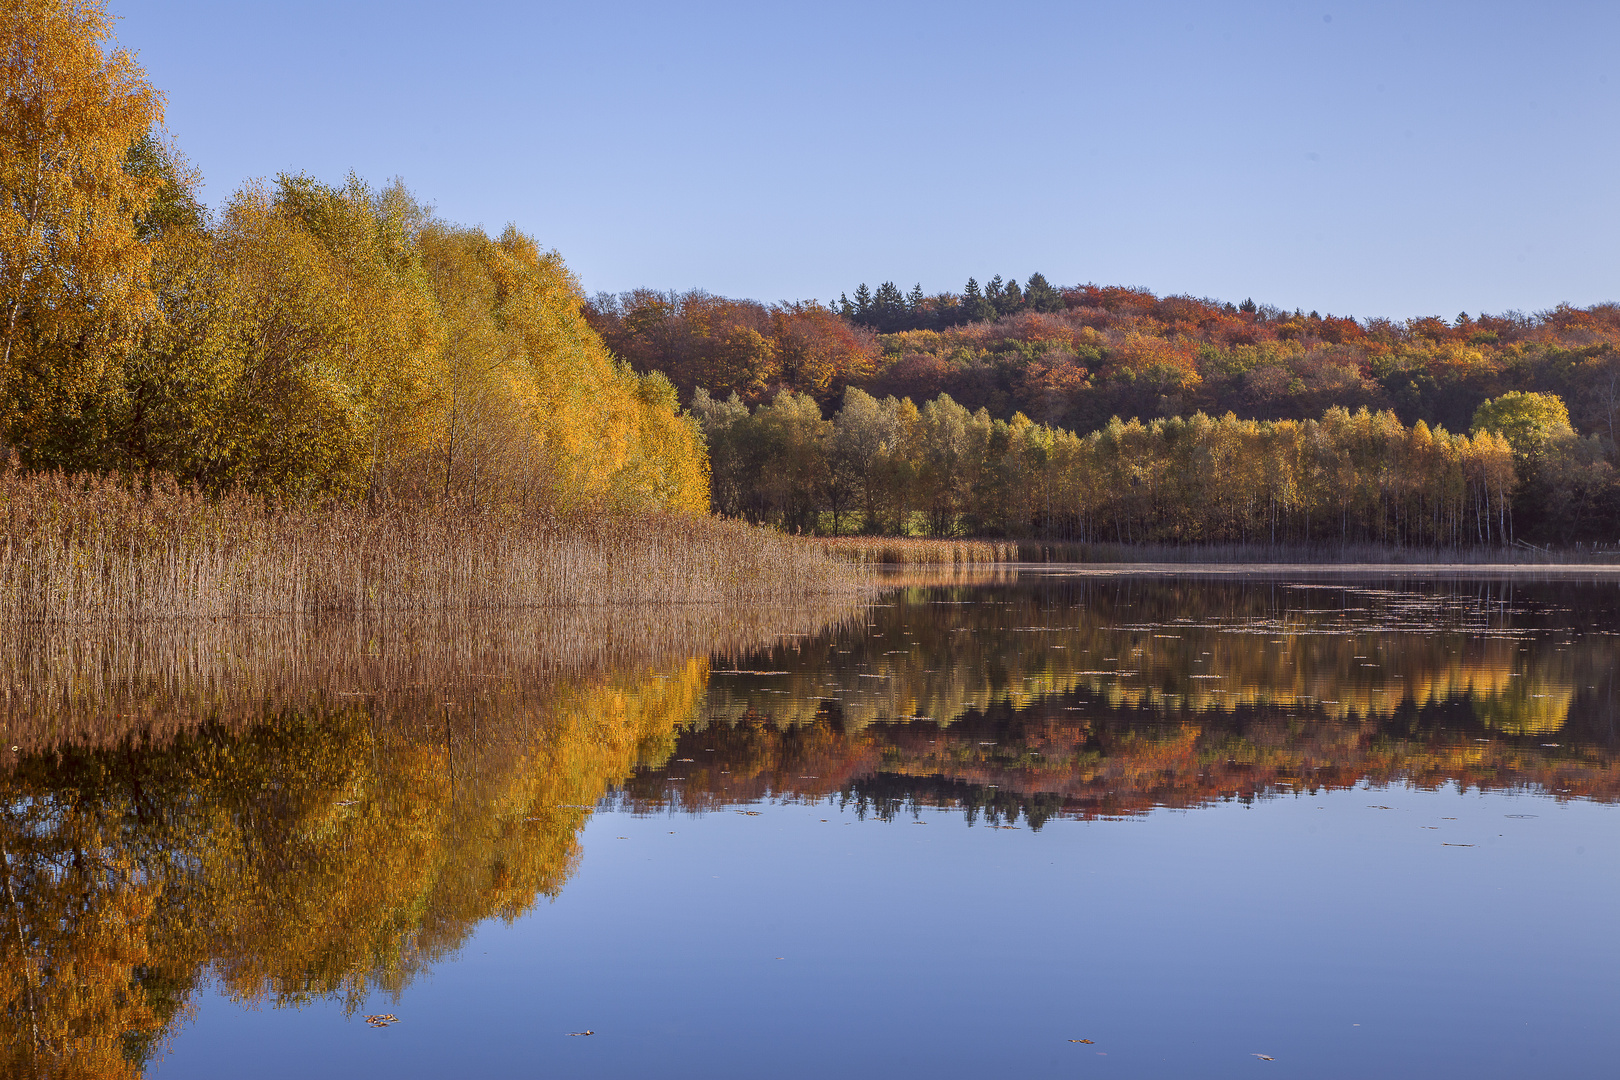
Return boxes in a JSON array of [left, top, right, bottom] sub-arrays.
[[586, 280, 1620, 441]]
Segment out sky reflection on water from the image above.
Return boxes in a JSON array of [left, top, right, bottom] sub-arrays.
[[7, 572, 1620, 1079]]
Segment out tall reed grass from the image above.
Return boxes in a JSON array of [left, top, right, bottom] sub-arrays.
[[812, 536, 1019, 565], [0, 462, 871, 624], [1012, 539, 1620, 565]]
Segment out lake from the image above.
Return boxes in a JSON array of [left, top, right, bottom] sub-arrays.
[[5, 569, 1620, 1078]]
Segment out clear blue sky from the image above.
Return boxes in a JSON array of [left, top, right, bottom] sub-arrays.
[[114, 0, 1617, 320]]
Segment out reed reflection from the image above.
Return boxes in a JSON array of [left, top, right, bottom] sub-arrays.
[[0, 598, 866, 1080]]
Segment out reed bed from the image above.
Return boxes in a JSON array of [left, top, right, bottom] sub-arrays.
[[0, 465, 872, 624], [1012, 539, 1620, 565], [812, 536, 1019, 565]]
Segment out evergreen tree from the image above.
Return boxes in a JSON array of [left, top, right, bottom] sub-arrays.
[[998, 276, 1025, 316], [1024, 272, 1065, 313], [964, 277, 996, 323], [907, 283, 925, 311], [852, 283, 872, 323], [873, 281, 907, 331]]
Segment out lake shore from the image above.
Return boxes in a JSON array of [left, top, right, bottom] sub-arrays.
[[817, 535, 1620, 566]]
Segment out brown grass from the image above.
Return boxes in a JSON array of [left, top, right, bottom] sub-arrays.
[[0, 463, 873, 624], [811, 536, 1019, 565], [1012, 539, 1620, 565]]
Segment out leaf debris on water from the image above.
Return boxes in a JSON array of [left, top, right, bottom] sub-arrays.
[[1253, 1053, 1275, 1060], [567, 1030, 594, 1037], [1068, 1038, 1095, 1044], [364, 1013, 399, 1028]]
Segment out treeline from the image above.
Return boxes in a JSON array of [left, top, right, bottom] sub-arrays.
[[834, 272, 1067, 332], [585, 281, 1620, 462], [0, 0, 708, 513], [694, 386, 1620, 546]]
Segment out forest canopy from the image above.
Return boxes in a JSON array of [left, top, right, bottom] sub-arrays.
[[588, 280, 1620, 543], [0, 0, 709, 514]]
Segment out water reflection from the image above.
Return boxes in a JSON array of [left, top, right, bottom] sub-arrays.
[[622, 575, 1620, 823], [0, 601, 862, 1080], [4, 572, 1620, 1077]]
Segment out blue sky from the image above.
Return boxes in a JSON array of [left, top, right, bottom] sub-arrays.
[[114, 0, 1617, 320]]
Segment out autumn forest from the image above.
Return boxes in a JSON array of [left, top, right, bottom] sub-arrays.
[[589, 282, 1620, 546], [4, 0, 1620, 557]]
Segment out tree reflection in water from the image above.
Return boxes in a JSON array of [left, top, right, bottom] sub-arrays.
[[5, 572, 1620, 1077], [0, 602, 857, 1079], [619, 574, 1620, 822]]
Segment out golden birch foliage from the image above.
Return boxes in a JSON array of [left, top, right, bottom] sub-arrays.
[[0, 0, 162, 449], [131, 177, 440, 495], [409, 222, 708, 513]]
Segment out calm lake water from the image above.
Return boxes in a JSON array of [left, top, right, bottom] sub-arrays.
[[6, 570, 1620, 1078]]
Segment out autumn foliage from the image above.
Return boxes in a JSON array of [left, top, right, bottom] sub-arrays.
[[0, 1, 710, 515]]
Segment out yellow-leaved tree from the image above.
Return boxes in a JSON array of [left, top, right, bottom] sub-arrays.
[[0, 0, 163, 463], [404, 221, 709, 514]]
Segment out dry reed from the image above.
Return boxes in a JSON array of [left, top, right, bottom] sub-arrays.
[[0, 463, 873, 624], [1011, 539, 1620, 565], [811, 536, 1019, 565]]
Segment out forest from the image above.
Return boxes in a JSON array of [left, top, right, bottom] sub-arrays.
[[0, 0, 708, 514], [693, 385, 1617, 545], [588, 279, 1620, 544], [6, 0, 1620, 552]]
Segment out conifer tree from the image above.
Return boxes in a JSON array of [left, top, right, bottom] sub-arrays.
[[963, 277, 995, 323], [998, 276, 1024, 316], [1024, 272, 1064, 313]]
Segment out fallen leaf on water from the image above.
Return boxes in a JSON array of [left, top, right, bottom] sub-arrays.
[[1253, 1053, 1275, 1061], [567, 1030, 594, 1036], [364, 1013, 399, 1027], [1442, 843, 1475, 847], [1068, 1038, 1095, 1044]]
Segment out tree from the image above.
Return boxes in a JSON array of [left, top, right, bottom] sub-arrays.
[[1025, 272, 1064, 313], [996, 276, 1024, 316], [963, 277, 995, 323], [0, 0, 165, 461], [1470, 391, 1573, 459], [871, 281, 907, 331]]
